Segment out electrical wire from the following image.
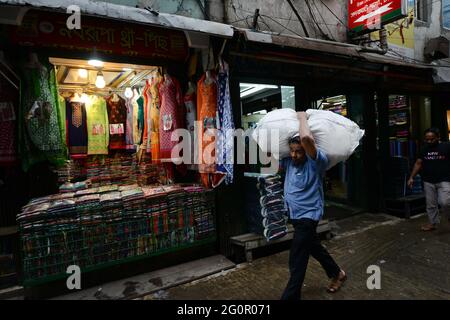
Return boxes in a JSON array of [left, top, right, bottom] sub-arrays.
[[305, 0, 329, 40]]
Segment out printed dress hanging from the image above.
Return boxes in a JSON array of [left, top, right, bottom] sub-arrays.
[[150, 76, 162, 162], [66, 100, 88, 155], [106, 95, 127, 150], [197, 71, 226, 189], [158, 74, 184, 161], [85, 95, 109, 155], [216, 61, 235, 185]]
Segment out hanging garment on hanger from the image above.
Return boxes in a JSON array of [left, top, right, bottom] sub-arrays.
[[141, 80, 152, 153], [184, 86, 196, 169], [158, 74, 183, 161], [216, 60, 235, 185], [125, 96, 135, 150], [66, 98, 88, 155], [0, 71, 18, 165], [85, 95, 109, 155], [150, 76, 162, 162], [197, 71, 225, 188], [106, 94, 127, 150], [57, 94, 68, 158], [19, 54, 65, 171], [135, 92, 145, 146]]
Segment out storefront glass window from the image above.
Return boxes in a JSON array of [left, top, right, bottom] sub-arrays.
[[443, 0, 450, 29]]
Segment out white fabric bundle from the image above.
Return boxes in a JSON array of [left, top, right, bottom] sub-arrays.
[[251, 108, 365, 170]]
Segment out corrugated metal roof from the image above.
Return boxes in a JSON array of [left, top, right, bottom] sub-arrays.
[[0, 0, 234, 38]]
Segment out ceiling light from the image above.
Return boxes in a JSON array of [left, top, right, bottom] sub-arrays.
[[124, 87, 133, 99], [78, 68, 88, 78], [88, 59, 104, 68], [95, 71, 106, 89]]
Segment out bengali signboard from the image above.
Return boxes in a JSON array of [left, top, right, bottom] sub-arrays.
[[349, 0, 408, 35], [7, 10, 188, 61]]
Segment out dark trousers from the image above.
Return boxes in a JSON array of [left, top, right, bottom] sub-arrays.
[[281, 218, 341, 300]]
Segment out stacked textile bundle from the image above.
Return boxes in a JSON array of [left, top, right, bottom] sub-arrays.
[[257, 175, 289, 241], [53, 160, 86, 185], [18, 184, 216, 283]]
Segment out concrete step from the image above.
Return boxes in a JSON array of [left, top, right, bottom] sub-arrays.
[[52, 255, 235, 300]]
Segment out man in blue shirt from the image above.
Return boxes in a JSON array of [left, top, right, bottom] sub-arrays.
[[280, 111, 346, 300]]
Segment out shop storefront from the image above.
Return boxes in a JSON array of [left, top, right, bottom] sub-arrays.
[[0, 4, 234, 291]]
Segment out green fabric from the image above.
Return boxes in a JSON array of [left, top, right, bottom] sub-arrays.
[[86, 95, 109, 155], [18, 54, 66, 172]]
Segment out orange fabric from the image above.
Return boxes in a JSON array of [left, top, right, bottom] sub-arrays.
[[142, 81, 151, 153], [197, 72, 225, 188], [150, 76, 162, 163]]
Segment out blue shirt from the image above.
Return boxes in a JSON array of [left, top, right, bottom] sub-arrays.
[[281, 149, 328, 221]]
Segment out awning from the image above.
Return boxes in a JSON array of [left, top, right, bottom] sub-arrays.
[[0, 0, 234, 38], [239, 28, 432, 70]]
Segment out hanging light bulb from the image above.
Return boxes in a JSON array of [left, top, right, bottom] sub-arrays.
[[95, 70, 106, 89], [78, 68, 88, 78], [124, 87, 133, 99]]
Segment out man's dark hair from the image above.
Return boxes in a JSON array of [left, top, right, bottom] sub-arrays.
[[288, 136, 301, 145], [424, 127, 440, 137]]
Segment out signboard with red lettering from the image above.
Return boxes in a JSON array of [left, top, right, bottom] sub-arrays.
[[7, 10, 188, 61], [348, 0, 408, 35]]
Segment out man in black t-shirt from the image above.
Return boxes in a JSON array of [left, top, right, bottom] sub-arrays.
[[408, 128, 450, 231]]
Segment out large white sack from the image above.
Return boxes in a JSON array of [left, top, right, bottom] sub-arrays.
[[251, 108, 298, 160], [251, 108, 365, 170]]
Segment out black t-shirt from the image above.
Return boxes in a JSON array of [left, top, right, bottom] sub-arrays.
[[418, 142, 450, 183]]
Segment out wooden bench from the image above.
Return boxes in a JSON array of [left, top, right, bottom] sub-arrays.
[[385, 194, 425, 218], [230, 220, 332, 263]]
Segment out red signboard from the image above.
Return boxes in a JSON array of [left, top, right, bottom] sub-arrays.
[[7, 10, 189, 61], [348, 0, 407, 34]]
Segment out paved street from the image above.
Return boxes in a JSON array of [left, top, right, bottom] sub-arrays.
[[143, 213, 450, 300]]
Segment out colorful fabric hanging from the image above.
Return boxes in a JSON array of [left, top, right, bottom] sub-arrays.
[[85, 95, 109, 155], [0, 72, 18, 165], [184, 89, 197, 168], [19, 54, 65, 170], [158, 74, 184, 161], [216, 61, 235, 185], [106, 94, 127, 150], [197, 71, 225, 189], [150, 76, 162, 162], [66, 100, 88, 155], [125, 97, 135, 150], [142, 80, 152, 153]]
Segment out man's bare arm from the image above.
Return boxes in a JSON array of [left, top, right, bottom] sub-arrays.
[[297, 111, 317, 159]]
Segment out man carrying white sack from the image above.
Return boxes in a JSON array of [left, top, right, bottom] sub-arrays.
[[280, 111, 347, 300]]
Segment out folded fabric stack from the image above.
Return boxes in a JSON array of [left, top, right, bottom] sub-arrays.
[[257, 175, 289, 241], [18, 183, 216, 282], [59, 180, 92, 193], [53, 160, 86, 185]]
